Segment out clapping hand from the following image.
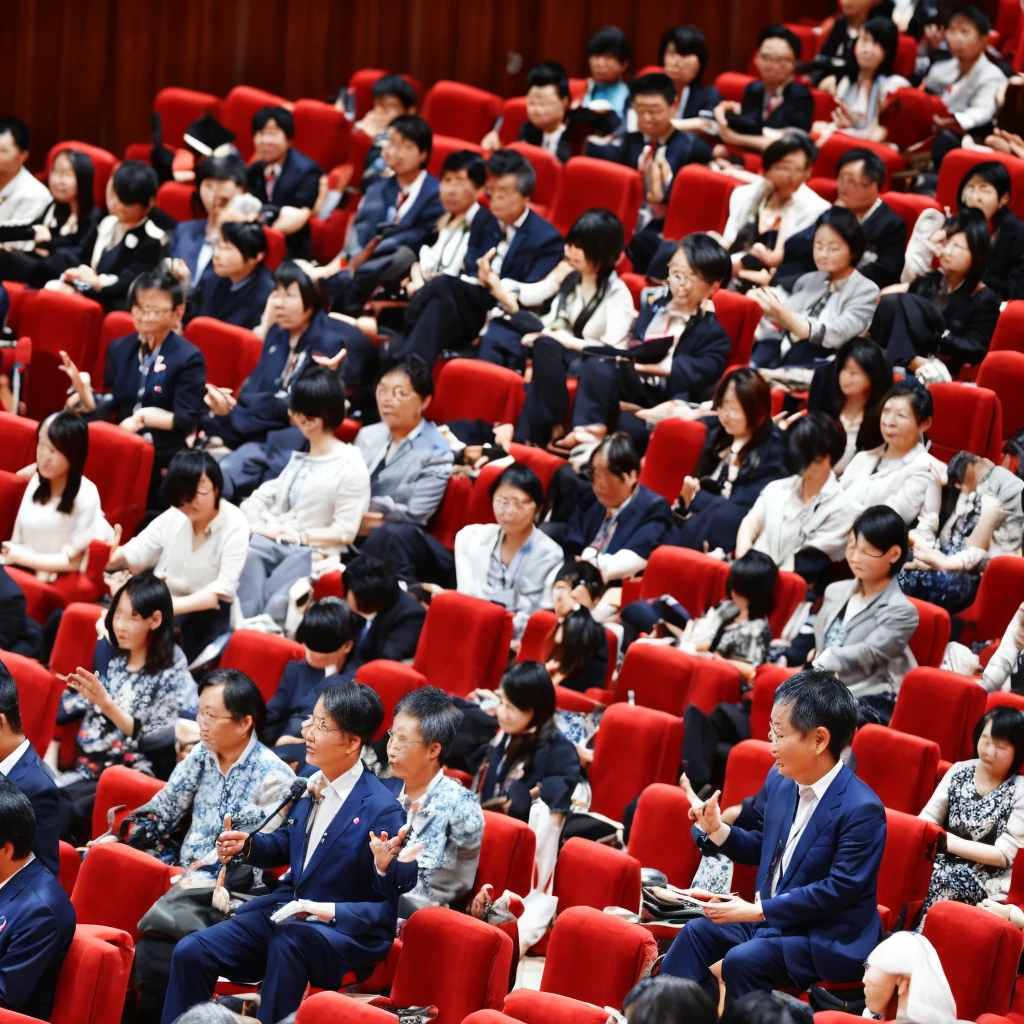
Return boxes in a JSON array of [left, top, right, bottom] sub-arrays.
[[680, 475, 701, 507], [215, 827, 248, 864], [368, 826, 424, 875], [58, 668, 111, 711], [311, 348, 348, 372]]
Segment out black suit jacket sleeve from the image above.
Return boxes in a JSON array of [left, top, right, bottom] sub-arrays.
[[858, 204, 907, 289], [937, 285, 1001, 368], [77, 222, 167, 306], [8, 758, 60, 879], [168, 345, 208, 436], [0, 569, 28, 653], [506, 731, 582, 820], [262, 663, 297, 744], [666, 313, 732, 403], [374, 592, 426, 662]]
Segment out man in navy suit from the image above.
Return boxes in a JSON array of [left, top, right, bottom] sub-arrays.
[[162, 683, 413, 1024], [661, 668, 886, 999], [0, 779, 75, 1019], [246, 106, 323, 260], [0, 664, 58, 878], [396, 149, 564, 368]]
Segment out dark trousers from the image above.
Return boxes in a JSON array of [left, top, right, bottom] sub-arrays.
[[329, 245, 418, 315], [58, 779, 99, 846], [514, 337, 579, 444], [359, 522, 455, 586], [477, 320, 531, 372], [751, 336, 826, 370], [571, 357, 666, 430], [870, 293, 946, 368], [176, 602, 231, 664], [396, 275, 495, 366], [220, 434, 296, 502], [161, 910, 347, 1024]]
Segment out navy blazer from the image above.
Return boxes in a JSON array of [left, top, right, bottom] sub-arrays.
[[351, 174, 445, 256], [497, 210, 564, 285], [169, 218, 214, 290], [738, 80, 814, 134], [264, 661, 333, 745], [714, 763, 885, 987], [75, 215, 170, 310], [587, 129, 713, 203], [341, 588, 426, 681], [244, 767, 411, 967], [189, 263, 276, 330], [247, 146, 323, 259], [564, 484, 674, 562], [98, 331, 206, 459], [480, 727, 582, 820], [679, 82, 723, 119], [0, 857, 75, 1019], [518, 122, 572, 163], [5, 747, 59, 878], [460, 206, 504, 277]]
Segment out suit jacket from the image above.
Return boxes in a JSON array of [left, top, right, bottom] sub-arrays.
[[352, 174, 445, 256], [911, 272, 1001, 375], [459, 205, 504, 277], [263, 661, 333, 745], [564, 484, 674, 563], [5, 747, 59, 879], [480, 727, 582, 820], [518, 122, 572, 163], [0, 568, 31, 655], [587, 129, 712, 203], [738, 80, 814, 134], [0, 858, 76, 1019], [715, 763, 885, 987], [987, 210, 1024, 302], [342, 588, 426, 680], [97, 331, 206, 459], [813, 576, 919, 695], [75, 215, 169, 309], [244, 767, 411, 966], [495, 210, 564, 285], [678, 82, 723, 119], [169, 218, 213, 288], [247, 146, 323, 259], [189, 263, 276, 330]]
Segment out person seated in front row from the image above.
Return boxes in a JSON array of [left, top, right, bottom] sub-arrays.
[[47, 160, 168, 310], [543, 561, 610, 693], [660, 669, 885, 999], [862, 932, 959, 1024], [105, 450, 250, 663], [980, 601, 1024, 693], [805, 0, 893, 87], [246, 105, 323, 259], [393, 150, 564, 370], [339, 554, 427, 681], [264, 598, 355, 766], [162, 683, 412, 1024], [0, 780, 75, 1021], [381, 688, 485, 911], [482, 62, 572, 161], [60, 263, 207, 509], [587, 72, 713, 274]]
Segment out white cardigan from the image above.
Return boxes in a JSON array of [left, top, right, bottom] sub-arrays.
[[721, 180, 831, 252]]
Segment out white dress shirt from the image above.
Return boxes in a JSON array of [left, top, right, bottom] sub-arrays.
[[418, 204, 479, 280], [304, 760, 364, 869], [0, 739, 31, 778], [492, 207, 530, 279], [394, 171, 427, 223], [541, 125, 566, 156]]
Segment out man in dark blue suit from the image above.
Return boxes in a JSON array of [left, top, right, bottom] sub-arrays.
[[0, 664, 58, 878], [162, 683, 414, 1024], [246, 106, 323, 260], [661, 668, 886, 999], [0, 779, 75, 1020], [397, 149, 564, 369]]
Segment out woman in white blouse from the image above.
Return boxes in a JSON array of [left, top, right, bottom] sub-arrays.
[[2, 411, 112, 588], [105, 450, 250, 662]]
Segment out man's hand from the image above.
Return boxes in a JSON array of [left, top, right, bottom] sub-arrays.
[[311, 348, 348, 373], [690, 789, 723, 835], [64, 265, 103, 290], [269, 898, 336, 923], [216, 829, 249, 863], [350, 237, 381, 272], [204, 384, 237, 416], [680, 475, 701, 507], [702, 894, 765, 924], [368, 826, 424, 875]]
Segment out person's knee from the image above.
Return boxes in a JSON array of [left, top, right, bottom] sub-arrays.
[[267, 925, 312, 966], [171, 932, 206, 970], [721, 938, 767, 987]]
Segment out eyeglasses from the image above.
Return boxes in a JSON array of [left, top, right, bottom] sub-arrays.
[[493, 495, 534, 512], [305, 716, 340, 736], [132, 305, 174, 319], [942, 242, 970, 255], [386, 730, 425, 751], [758, 53, 795, 65], [668, 269, 700, 285], [197, 708, 235, 723], [376, 384, 414, 402]]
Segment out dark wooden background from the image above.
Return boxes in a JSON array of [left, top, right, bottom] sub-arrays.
[[1, 0, 872, 168]]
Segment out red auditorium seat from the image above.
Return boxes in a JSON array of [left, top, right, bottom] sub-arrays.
[[506, 141, 562, 218], [771, 570, 808, 637], [907, 597, 952, 669], [958, 555, 1024, 646], [474, 810, 536, 899], [749, 664, 796, 740], [622, 545, 728, 619], [92, 310, 136, 382], [84, 422, 155, 539], [0, 412, 37, 473], [463, 1014, 523, 1024], [626, 783, 702, 887], [0, 470, 27, 543], [552, 837, 642, 914], [184, 317, 263, 392], [880, 88, 947, 150], [352, 660, 426, 739], [458, 459, 506, 528], [506, 443, 564, 491], [427, 475, 473, 550], [894, 33, 918, 78], [498, 96, 529, 145], [310, 208, 350, 264], [0, 652, 64, 756], [58, 841, 80, 898], [922, 900, 1023, 1019], [937, 150, 1024, 220], [49, 603, 104, 679], [926, 383, 1002, 462], [222, 85, 290, 160], [517, 610, 617, 690], [153, 87, 223, 150], [71, 842, 175, 941], [990, 299, 1024, 355], [586, 704, 684, 822], [44, 142, 117, 208], [428, 359, 525, 426], [264, 227, 287, 271], [550, 157, 644, 244], [713, 289, 762, 367], [813, 132, 904, 185], [292, 98, 351, 173], [663, 164, 741, 239], [638, 417, 707, 504], [720, 739, 776, 900], [155, 181, 197, 222], [852, 724, 939, 814], [296, 993, 395, 1022], [714, 72, 754, 104], [421, 81, 504, 143], [978, 351, 1024, 446], [426, 135, 485, 179], [880, 190, 942, 239], [890, 667, 986, 764], [877, 808, 940, 931], [91, 765, 165, 840], [412, 591, 514, 697], [219, 630, 304, 703]]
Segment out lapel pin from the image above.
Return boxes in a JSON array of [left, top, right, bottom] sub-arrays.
[[353, 817, 360, 825]]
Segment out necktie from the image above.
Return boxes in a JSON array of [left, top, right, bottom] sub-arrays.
[[394, 190, 409, 222], [590, 511, 616, 554], [265, 166, 277, 202]]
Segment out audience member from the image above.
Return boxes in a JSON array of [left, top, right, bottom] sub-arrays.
[[862, 932, 958, 1024], [719, 991, 814, 1024], [660, 25, 722, 120], [810, 0, 895, 85], [347, 74, 420, 192], [580, 27, 633, 120], [187, 221, 275, 329], [543, 563, 610, 693], [622, 975, 718, 1024], [483, 63, 572, 160], [0, 117, 50, 227], [981, 601, 1024, 693]]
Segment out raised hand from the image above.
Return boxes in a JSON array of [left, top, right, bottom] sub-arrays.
[[691, 789, 723, 835]]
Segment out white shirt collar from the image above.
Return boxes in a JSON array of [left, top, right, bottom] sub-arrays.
[[607, 487, 637, 521], [0, 738, 30, 778], [0, 855, 33, 892], [323, 758, 364, 799], [397, 768, 445, 807], [392, 419, 425, 447], [803, 758, 844, 801], [856, 198, 882, 224], [503, 207, 530, 233]]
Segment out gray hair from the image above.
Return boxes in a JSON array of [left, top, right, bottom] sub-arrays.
[[172, 1004, 248, 1024], [393, 685, 463, 765], [223, 193, 263, 221]]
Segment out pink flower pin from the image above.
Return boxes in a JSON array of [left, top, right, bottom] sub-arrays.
[[353, 817, 360, 825]]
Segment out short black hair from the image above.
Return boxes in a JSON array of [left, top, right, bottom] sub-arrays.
[[722, 991, 814, 1024], [489, 463, 544, 509], [758, 24, 803, 61], [274, 260, 323, 312], [296, 597, 354, 654], [763, 133, 817, 173], [727, 550, 778, 621], [0, 118, 30, 152], [198, 668, 267, 735], [974, 706, 1024, 777], [289, 366, 347, 429], [852, 504, 910, 575], [786, 411, 847, 472], [112, 160, 159, 208], [388, 114, 433, 166], [128, 263, 187, 309], [592, 431, 640, 479], [161, 449, 223, 509], [220, 220, 268, 262], [0, 661, 22, 735], [555, 559, 607, 602], [587, 26, 631, 63], [486, 150, 536, 199], [372, 74, 417, 110], [526, 62, 570, 100], [946, 449, 983, 487], [679, 232, 732, 288], [440, 150, 487, 188], [942, 207, 991, 293], [860, 17, 899, 77], [774, 667, 858, 759], [252, 105, 294, 138], [565, 208, 625, 276], [344, 554, 399, 613], [949, 4, 993, 35], [382, 355, 434, 399], [659, 25, 710, 77], [814, 206, 867, 267], [836, 147, 887, 188], [33, 411, 88, 515], [624, 976, 718, 1024], [196, 153, 248, 189], [628, 73, 677, 106], [0, 779, 35, 860], [393, 686, 463, 765], [106, 571, 176, 673], [884, 376, 934, 425], [321, 681, 384, 744], [958, 159, 1013, 209]]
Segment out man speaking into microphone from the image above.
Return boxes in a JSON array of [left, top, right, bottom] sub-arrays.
[[661, 668, 886, 999], [161, 682, 416, 1024]]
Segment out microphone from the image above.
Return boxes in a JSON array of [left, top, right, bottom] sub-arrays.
[[244, 778, 310, 839]]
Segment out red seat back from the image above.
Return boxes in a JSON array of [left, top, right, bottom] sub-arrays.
[[907, 597, 952, 669], [748, 664, 796, 741], [428, 359, 526, 427], [426, 135, 486, 179], [422, 81, 504, 143], [184, 316, 263, 392], [959, 554, 1024, 646], [49, 602, 105, 678], [663, 164, 741, 240], [49, 925, 135, 1024], [506, 443, 564, 491], [551, 157, 643, 244], [554, 837, 641, 913], [0, 412, 38, 474], [714, 72, 755, 104], [636, 546, 729, 618], [638, 418, 707, 504], [878, 808, 940, 930], [427, 474, 473, 551], [926, 383, 1002, 462], [771, 571, 807, 638], [880, 88, 947, 150], [500, 992, 611, 1024], [890, 667, 988, 764], [0, 470, 27, 544], [413, 591, 514, 697], [614, 643, 741, 715], [0, 651, 64, 757], [220, 630, 304, 703], [92, 311, 136, 383], [44, 142, 118, 209], [990, 299, 1024, 355], [296, 992, 396, 1022], [880, 190, 942, 239], [852, 724, 939, 813], [264, 227, 287, 271], [352, 660, 427, 740], [894, 33, 918, 78], [506, 141, 563, 218], [938, 150, 1024, 220], [978, 351, 1024, 443], [498, 96, 530, 146], [84, 422, 155, 539], [347, 69, 422, 121], [474, 810, 536, 899], [292, 98, 351, 171], [813, 132, 905, 187], [90, 764, 165, 839], [627, 783, 702, 887], [712, 289, 761, 367], [155, 181, 197, 222], [58, 841, 80, 898], [153, 87, 222, 150], [222, 85, 290, 161]]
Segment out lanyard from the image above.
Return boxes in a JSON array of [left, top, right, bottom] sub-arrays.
[[134, 344, 159, 413]]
